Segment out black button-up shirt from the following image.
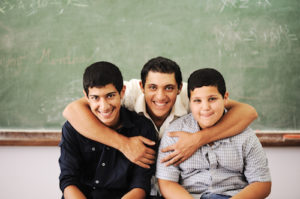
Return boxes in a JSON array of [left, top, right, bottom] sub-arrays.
[[59, 107, 158, 199]]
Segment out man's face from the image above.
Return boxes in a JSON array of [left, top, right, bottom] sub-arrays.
[[85, 84, 125, 129], [189, 86, 228, 129], [140, 71, 181, 122]]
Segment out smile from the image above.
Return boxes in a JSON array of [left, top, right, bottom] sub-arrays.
[[153, 101, 169, 109], [98, 108, 114, 118]]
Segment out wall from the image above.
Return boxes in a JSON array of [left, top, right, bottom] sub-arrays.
[[0, 146, 299, 199]]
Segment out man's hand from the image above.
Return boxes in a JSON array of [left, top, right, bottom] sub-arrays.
[[161, 132, 201, 166], [120, 136, 156, 169]]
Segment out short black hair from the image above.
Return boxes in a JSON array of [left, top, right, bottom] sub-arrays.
[[141, 57, 182, 88], [83, 61, 123, 95], [187, 68, 226, 99]]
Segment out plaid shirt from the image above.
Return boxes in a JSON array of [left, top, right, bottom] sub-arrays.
[[156, 113, 271, 198]]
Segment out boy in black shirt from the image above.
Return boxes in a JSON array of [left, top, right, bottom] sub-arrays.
[[59, 61, 157, 199]]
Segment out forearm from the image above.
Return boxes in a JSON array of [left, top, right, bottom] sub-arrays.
[[158, 179, 194, 199], [62, 97, 128, 150], [197, 99, 258, 145], [121, 188, 146, 199], [231, 182, 271, 199], [64, 185, 87, 199]]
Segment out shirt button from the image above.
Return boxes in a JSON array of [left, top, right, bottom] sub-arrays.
[[91, 147, 96, 151], [101, 162, 106, 167], [93, 187, 96, 190], [106, 147, 110, 150], [95, 180, 99, 184]]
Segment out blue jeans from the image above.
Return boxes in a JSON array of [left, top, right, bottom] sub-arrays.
[[200, 193, 231, 199]]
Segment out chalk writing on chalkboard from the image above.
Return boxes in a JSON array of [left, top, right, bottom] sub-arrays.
[[0, 0, 89, 16]]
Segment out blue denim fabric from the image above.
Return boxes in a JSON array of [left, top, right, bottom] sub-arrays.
[[200, 193, 231, 199]]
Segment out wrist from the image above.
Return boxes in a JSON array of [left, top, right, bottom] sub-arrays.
[[112, 133, 129, 153], [195, 129, 211, 146]]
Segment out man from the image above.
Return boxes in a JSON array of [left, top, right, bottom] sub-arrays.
[[59, 61, 157, 198]]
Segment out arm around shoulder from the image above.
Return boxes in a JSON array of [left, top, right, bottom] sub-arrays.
[[196, 99, 258, 145]]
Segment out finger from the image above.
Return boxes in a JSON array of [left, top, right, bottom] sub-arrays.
[[168, 131, 180, 137], [161, 144, 175, 153], [145, 147, 156, 155], [143, 152, 156, 161], [173, 157, 186, 166], [139, 157, 155, 165], [161, 151, 178, 163], [135, 160, 151, 169], [165, 155, 183, 167], [139, 136, 155, 146]]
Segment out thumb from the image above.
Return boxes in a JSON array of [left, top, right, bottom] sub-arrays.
[[139, 136, 155, 146]]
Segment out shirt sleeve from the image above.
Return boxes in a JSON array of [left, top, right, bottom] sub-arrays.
[[243, 131, 272, 183], [123, 79, 143, 111], [59, 122, 84, 192], [156, 128, 181, 182]]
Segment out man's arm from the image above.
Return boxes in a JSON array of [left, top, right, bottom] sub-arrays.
[[161, 99, 258, 166], [158, 179, 194, 199], [231, 181, 271, 199], [64, 185, 87, 199], [121, 188, 146, 199], [63, 97, 156, 168]]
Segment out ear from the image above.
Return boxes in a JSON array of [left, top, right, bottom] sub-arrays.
[[120, 85, 126, 100], [139, 81, 145, 94], [224, 91, 229, 104], [83, 90, 89, 100], [177, 83, 183, 95]]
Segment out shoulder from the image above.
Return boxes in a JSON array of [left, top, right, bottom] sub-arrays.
[[229, 127, 260, 147], [62, 121, 77, 136], [167, 113, 196, 133], [60, 121, 80, 144]]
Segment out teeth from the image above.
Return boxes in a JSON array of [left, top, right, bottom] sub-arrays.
[[154, 102, 167, 107], [99, 110, 113, 117]]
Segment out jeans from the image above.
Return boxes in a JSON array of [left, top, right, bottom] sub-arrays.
[[200, 193, 231, 199]]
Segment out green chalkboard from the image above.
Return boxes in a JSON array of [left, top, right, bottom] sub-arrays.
[[0, 0, 299, 131]]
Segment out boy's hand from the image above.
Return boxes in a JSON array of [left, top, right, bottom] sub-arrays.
[[161, 132, 201, 166], [121, 136, 156, 169]]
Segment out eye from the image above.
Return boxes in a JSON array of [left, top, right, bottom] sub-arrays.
[[165, 85, 175, 91], [107, 93, 116, 99], [148, 85, 157, 91], [90, 96, 99, 101], [208, 97, 217, 102], [193, 99, 201, 103]]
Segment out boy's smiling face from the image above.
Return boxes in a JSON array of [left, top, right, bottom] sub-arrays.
[[85, 84, 125, 129], [140, 71, 181, 123], [189, 86, 228, 129]]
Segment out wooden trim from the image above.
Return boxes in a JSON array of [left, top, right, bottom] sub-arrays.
[[0, 130, 300, 146], [0, 131, 61, 146]]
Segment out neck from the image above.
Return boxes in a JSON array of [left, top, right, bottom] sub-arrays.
[[146, 107, 170, 130]]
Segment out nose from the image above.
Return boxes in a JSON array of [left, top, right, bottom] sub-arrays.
[[201, 100, 210, 110], [99, 98, 110, 112], [156, 88, 166, 100]]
